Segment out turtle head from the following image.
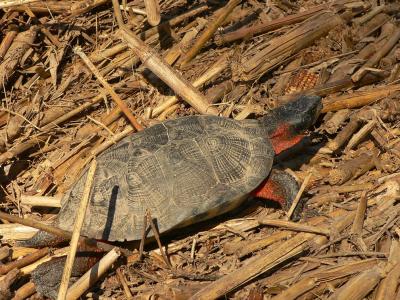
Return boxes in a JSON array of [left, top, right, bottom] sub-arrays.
[[261, 95, 322, 154]]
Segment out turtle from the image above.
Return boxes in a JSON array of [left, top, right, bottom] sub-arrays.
[[21, 94, 321, 248], [24, 95, 321, 298]]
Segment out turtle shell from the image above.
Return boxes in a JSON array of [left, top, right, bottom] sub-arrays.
[[55, 115, 275, 241]]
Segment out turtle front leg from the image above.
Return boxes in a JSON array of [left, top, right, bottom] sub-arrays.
[[251, 169, 299, 210]]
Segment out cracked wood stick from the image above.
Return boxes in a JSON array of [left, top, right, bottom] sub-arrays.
[[152, 52, 230, 117], [57, 159, 97, 300], [375, 262, 400, 300], [119, 28, 218, 115], [0, 26, 18, 59], [353, 6, 385, 26], [326, 116, 360, 151], [74, 46, 143, 131], [180, 0, 240, 66], [111, 0, 217, 115], [271, 277, 317, 300], [0, 26, 38, 88], [375, 241, 400, 300]]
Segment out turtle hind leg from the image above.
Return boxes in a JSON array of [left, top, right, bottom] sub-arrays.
[[14, 230, 67, 248], [32, 243, 103, 299], [251, 169, 299, 211]]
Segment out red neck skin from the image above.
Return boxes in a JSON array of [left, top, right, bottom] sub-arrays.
[[251, 123, 304, 206], [269, 123, 304, 154], [251, 178, 285, 207]]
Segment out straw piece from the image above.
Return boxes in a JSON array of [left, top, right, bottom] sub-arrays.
[[327, 266, 384, 300], [147, 210, 172, 268], [0, 27, 18, 59], [20, 247, 70, 275], [0, 246, 11, 261], [144, 0, 161, 26], [138, 213, 147, 261], [0, 247, 48, 275], [350, 191, 368, 235], [0, 211, 70, 239], [322, 84, 400, 113], [0, 211, 125, 255], [259, 219, 331, 236], [116, 268, 133, 299], [271, 277, 318, 300], [12, 281, 36, 300], [216, 5, 327, 44], [190, 233, 311, 300], [345, 120, 376, 151], [352, 27, 400, 82], [180, 0, 240, 66], [57, 159, 97, 300], [73, 46, 143, 131], [20, 195, 62, 207], [286, 172, 312, 220], [66, 248, 121, 300], [152, 52, 230, 117], [0, 268, 19, 299], [0, 223, 38, 240], [119, 28, 218, 115], [111, 0, 218, 116], [375, 262, 400, 300], [0, 0, 37, 9]]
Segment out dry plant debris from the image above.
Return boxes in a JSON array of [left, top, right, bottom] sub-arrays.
[[0, 0, 400, 299]]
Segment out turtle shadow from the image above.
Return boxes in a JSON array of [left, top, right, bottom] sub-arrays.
[[101, 185, 118, 240], [123, 198, 280, 252]]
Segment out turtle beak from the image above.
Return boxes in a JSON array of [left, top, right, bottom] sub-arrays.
[[280, 95, 322, 134]]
